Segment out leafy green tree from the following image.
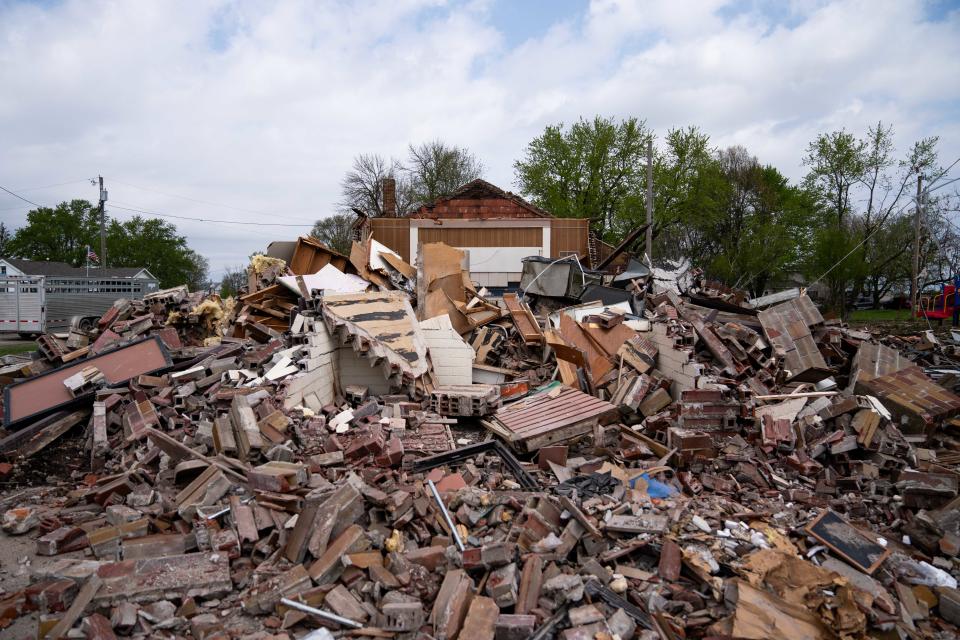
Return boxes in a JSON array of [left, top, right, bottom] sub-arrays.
[[183, 250, 210, 292], [702, 149, 817, 295], [0, 222, 11, 257], [7, 200, 101, 265], [634, 139, 817, 296], [104, 215, 208, 288], [515, 116, 650, 237], [802, 130, 866, 229], [310, 213, 355, 255], [801, 124, 942, 314], [646, 127, 727, 263], [7, 200, 207, 288]]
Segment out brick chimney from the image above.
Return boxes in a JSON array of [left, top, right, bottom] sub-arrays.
[[382, 177, 396, 218]]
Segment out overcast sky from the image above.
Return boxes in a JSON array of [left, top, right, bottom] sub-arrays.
[[1, 0, 958, 281]]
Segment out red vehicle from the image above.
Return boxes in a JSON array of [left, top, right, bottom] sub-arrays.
[[917, 283, 958, 321]]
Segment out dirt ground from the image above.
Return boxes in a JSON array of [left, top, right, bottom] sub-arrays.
[[0, 492, 90, 640], [0, 526, 47, 639], [0, 433, 93, 639]]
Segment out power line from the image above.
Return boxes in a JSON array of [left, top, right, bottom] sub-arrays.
[[14, 179, 91, 193], [0, 185, 43, 207], [108, 177, 316, 223], [108, 202, 313, 227]]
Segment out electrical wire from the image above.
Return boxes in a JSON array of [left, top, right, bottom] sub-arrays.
[[13, 179, 91, 193], [808, 173, 960, 289], [108, 177, 316, 223], [108, 203, 314, 227], [0, 185, 43, 208]]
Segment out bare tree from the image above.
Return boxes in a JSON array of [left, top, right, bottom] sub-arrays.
[[219, 265, 247, 298], [338, 153, 412, 217], [406, 140, 484, 209]]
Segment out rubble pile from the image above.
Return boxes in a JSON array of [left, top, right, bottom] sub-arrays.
[[1, 235, 960, 639]]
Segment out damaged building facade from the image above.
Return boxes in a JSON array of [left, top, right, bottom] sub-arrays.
[[357, 179, 627, 291], [1, 182, 960, 639]]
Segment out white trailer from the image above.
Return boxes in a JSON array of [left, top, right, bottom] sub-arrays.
[[0, 276, 45, 336]]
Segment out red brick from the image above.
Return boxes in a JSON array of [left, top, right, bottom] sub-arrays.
[[405, 545, 447, 572]]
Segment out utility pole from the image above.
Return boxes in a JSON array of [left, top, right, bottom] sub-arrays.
[[910, 172, 922, 317], [98, 175, 107, 269], [645, 138, 653, 262]]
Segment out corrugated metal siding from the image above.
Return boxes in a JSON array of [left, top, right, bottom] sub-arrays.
[[550, 218, 589, 258], [419, 226, 542, 248], [493, 385, 617, 442], [370, 218, 412, 262]]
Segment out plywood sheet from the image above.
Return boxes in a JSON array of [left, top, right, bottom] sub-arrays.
[[288, 235, 352, 275], [559, 314, 611, 381]]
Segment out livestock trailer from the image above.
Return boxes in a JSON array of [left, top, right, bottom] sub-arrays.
[[0, 276, 45, 336], [0, 274, 158, 336], [43, 276, 157, 332]]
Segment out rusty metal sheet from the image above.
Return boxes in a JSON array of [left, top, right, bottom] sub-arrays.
[[492, 384, 617, 450], [4, 336, 173, 428]]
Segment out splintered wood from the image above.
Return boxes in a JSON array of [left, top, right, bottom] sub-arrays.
[[503, 293, 544, 345]]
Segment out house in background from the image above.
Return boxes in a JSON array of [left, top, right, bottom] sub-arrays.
[[358, 179, 601, 290], [0, 258, 157, 284]]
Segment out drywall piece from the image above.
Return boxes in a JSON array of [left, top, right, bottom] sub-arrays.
[[278, 264, 371, 297], [368, 238, 404, 274], [421, 314, 475, 386]]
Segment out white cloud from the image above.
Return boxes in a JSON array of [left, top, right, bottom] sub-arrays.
[[0, 0, 957, 280]]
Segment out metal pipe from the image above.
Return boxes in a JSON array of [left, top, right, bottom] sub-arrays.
[[279, 598, 363, 629], [427, 479, 465, 552], [204, 494, 254, 520]]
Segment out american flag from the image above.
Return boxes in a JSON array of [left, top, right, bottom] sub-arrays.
[[86, 246, 99, 263]]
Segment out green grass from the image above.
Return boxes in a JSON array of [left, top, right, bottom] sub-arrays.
[[0, 343, 38, 357], [848, 309, 914, 322]]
